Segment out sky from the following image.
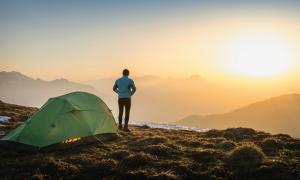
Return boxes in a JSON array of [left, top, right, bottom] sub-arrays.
[[1, 0, 300, 83]]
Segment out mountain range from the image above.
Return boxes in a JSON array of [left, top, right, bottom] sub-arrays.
[[1, 70, 300, 137], [0, 71, 100, 107], [176, 94, 300, 137]]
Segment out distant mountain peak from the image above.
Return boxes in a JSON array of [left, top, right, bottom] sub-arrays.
[[52, 78, 69, 83], [0, 71, 33, 81], [0, 71, 100, 107]]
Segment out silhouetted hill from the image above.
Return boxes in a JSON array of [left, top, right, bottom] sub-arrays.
[[176, 94, 300, 137], [0, 71, 100, 107], [0, 101, 299, 179]]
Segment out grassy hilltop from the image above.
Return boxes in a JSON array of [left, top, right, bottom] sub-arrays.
[[0, 101, 299, 179]]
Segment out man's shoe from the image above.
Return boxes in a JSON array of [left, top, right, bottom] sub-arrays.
[[123, 127, 130, 132], [118, 125, 122, 130]]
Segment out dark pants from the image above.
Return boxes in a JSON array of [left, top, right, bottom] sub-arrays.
[[118, 98, 131, 127]]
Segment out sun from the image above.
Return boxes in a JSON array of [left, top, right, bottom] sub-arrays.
[[222, 33, 296, 77]]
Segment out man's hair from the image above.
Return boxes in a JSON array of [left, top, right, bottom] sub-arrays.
[[123, 69, 129, 76]]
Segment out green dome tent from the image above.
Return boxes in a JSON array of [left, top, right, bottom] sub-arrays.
[[1, 92, 117, 150]]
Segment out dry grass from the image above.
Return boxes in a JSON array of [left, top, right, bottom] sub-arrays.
[[143, 144, 176, 157], [226, 142, 265, 167], [121, 152, 157, 169], [225, 142, 266, 177], [259, 137, 286, 154], [0, 101, 300, 179]]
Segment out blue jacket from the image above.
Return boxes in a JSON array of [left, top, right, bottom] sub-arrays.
[[113, 76, 136, 99]]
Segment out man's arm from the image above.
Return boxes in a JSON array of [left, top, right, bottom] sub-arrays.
[[113, 81, 119, 93], [129, 80, 136, 95]]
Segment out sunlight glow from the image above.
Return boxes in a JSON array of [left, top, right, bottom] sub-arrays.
[[222, 33, 296, 77]]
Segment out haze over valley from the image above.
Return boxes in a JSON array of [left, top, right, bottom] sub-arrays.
[[1, 71, 300, 137]]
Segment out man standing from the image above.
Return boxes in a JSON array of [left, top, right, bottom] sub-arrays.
[[113, 69, 136, 132]]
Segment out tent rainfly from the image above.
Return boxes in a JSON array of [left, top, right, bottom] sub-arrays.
[[1, 92, 117, 150]]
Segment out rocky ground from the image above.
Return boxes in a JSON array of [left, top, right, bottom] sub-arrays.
[[0, 100, 299, 180]]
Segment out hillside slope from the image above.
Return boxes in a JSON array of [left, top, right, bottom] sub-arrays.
[[0, 101, 299, 179], [176, 94, 300, 137]]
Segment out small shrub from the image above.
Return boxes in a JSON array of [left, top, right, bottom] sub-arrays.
[[222, 132, 236, 140], [206, 162, 228, 178], [205, 128, 257, 141], [205, 129, 223, 137], [42, 157, 79, 177], [176, 139, 202, 147], [191, 148, 224, 163], [260, 137, 285, 154], [274, 133, 292, 140], [226, 128, 257, 136], [286, 140, 300, 150], [252, 132, 271, 141], [121, 152, 157, 169], [278, 149, 294, 161], [109, 150, 131, 160], [208, 137, 227, 143], [95, 158, 119, 172], [141, 124, 150, 129], [217, 140, 237, 151], [226, 142, 265, 168], [144, 144, 175, 156], [258, 159, 293, 179], [66, 154, 99, 167], [224, 128, 257, 141], [200, 141, 216, 148]]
